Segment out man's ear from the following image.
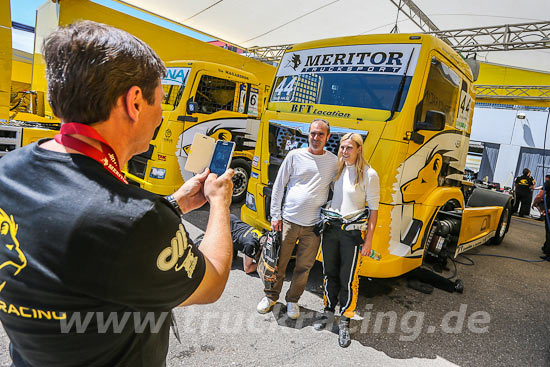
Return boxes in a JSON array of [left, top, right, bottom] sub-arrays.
[[123, 86, 144, 122]]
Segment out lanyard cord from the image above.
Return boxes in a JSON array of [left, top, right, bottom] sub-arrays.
[[54, 123, 128, 184]]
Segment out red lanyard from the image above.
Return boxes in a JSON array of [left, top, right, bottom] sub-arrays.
[[54, 123, 128, 184]]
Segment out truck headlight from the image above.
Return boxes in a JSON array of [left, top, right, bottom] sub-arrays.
[[246, 192, 256, 211], [150, 167, 166, 179]]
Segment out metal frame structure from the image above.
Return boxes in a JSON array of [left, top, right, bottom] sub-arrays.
[[388, 0, 439, 33], [428, 21, 550, 53], [246, 0, 550, 63], [475, 85, 550, 101]]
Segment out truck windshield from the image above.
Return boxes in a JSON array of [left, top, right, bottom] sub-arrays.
[[161, 67, 191, 110], [270, 73, 412, 111], [270, 43, 420, 119]]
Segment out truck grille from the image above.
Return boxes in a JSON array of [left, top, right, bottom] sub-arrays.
[[0, 126, 22, 157], [127, 144, 154, 179]]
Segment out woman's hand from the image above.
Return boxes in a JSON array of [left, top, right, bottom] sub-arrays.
[[361, 237, 373, 257]]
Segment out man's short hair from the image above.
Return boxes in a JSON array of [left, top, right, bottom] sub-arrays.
[[311, 118, 330, 135], [43, 20, 166, 124], [523, 168, 530, 176]]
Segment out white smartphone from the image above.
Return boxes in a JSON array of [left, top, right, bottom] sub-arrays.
[[209, 140, 236, 176], [184, 133, 216, 174]]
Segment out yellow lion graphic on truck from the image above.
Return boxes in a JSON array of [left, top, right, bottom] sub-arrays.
[[0, 208, 26, 292]]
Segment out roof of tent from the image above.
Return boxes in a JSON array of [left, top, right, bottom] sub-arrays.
[[115, 0, 550, 72]]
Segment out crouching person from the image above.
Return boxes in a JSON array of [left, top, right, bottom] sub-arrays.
[[195, 214, 262, 274]]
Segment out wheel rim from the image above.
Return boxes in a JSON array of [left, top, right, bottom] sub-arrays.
[[232, 167, 248, 197], [499, 207, 510, 237]]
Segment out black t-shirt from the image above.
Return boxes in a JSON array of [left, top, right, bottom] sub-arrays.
[[0, 141, 206, 367], [229, 214, 261, 258], [515, 174, 535, 193]]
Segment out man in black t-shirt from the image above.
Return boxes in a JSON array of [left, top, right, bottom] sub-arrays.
[[513, 168, 536, 217], [0, 21, 234, 367]]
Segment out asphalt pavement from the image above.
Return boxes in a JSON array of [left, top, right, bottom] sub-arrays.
[[1, 205, 549, 366]]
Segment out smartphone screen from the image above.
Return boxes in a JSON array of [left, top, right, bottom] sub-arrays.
[[209, 141, 235, 176]]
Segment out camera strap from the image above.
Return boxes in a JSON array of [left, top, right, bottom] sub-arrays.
[[54, 122, 128, 184]]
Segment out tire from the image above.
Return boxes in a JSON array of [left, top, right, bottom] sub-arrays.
[[230, 158, 251, 203], [491, 200, 512, 245]]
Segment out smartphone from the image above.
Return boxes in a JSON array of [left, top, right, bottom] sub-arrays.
[[209, 140, 236, 176], [184, 133, 216, 174]]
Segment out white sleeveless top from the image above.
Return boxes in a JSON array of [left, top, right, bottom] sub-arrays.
[[329, 163, 380, 216]]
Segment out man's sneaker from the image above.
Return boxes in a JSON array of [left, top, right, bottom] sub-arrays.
[[338, 319, 351, 348], [313, 310, 334, 331], [256, 297, 276, 314], [286, 302, 300, 319]]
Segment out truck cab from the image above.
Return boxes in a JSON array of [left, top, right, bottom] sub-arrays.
[[242, 34, 512, 278], [125, 60, 266, 201]]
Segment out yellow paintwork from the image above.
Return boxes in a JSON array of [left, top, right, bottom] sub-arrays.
[[21, 127, 57, 146], [456, 206, 503, 254], [476, 62, 550, 86], [243, 33, 505, 278], [0, 1, 11, 122], [474, 62, 550, 107]]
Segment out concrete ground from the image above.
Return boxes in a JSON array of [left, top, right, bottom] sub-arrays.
[[1, 204, 549, 366]]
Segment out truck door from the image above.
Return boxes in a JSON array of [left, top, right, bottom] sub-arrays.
[[395, 54, 466, 256], [176, 72, 258, 182]]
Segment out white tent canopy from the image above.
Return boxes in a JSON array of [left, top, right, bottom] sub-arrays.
[[117, 0, 550, 72]]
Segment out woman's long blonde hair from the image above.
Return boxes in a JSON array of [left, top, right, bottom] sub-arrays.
[[335, 133, 366, 186]]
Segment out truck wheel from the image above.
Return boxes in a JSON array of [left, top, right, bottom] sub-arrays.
[[230, 158, 251, 203], [491, 200, 512, 245]]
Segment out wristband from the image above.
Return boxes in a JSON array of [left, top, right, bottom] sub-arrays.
[[165, 194, 183, 216]]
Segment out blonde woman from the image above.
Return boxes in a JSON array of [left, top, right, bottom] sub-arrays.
[[313, 133, 380, 348]]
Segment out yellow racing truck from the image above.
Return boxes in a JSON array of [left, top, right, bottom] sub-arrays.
[[0, 1, 57, 157], [242, 33, 512, 278], [124, 61, 269, 201]]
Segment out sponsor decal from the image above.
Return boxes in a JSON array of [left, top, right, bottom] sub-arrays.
[[456, 81, 472, 131], [290, 104, 351, 118], [162, 67, 191, 86], [224, 70, 249, 80], [456, 231, 496, 255], [251, 171, 259, 179], [165, 129, 172, 138], [248, 87, 259, 116], [158, 154, 167, 161], [150, 168, 166, 180], [252, 156, 260, 168], [278, 44, 420, 77], [238, 84, 247, 113], [0, 208, 26, 293]]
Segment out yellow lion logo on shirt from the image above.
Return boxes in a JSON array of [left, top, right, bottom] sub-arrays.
[[0, 208, 27, 292]]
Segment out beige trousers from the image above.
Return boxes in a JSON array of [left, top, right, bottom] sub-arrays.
[[264, 219, 321, 303]]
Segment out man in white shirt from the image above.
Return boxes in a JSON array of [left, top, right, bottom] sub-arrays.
[[256, 119, 338, 319]]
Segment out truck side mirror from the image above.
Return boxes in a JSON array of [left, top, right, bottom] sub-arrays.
[[186, 99, 199, 115], [414, 110, 445, 131]]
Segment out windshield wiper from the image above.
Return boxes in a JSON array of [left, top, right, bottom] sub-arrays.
[[386, 48, 415, 122]]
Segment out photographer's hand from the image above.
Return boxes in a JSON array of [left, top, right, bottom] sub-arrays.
[[172, 168, 209, 214], [180, 169, 234, 306], [204, 169, 234, 208]]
